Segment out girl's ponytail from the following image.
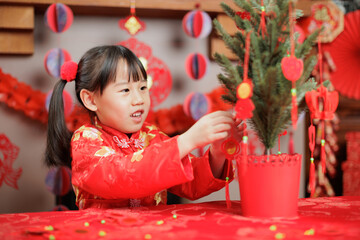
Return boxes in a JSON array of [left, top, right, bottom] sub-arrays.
[[45, 61, 78, 167]]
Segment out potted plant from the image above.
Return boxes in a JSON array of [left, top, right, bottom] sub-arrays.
[[214, 0, 320, 217]]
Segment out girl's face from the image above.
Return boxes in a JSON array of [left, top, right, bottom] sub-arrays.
[[93, 61, 150, 134]]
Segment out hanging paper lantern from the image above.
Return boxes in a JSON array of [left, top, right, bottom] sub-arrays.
[[183, 92, 211, 120], [185, 53, 208, 80], [118, 38, 172, 107], [44, 48, 72, 78], [44, 3, 73, 33], [182, 10, 212, 39], [45, 166, 72, 196], [45, 90, 74, 117]]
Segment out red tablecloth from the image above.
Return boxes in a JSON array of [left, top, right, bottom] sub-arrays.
[[1, 196, 360, 239]]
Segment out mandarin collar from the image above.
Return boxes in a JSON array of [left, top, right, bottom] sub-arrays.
[[94, 117, 141, 141]]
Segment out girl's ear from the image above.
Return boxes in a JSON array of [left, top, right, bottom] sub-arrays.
[[80, 89, 97, 111]]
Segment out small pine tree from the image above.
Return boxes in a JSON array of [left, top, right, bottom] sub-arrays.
[[213, 0, 320, 153]]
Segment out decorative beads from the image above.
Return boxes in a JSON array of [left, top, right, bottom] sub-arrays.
[[304, 228, 315, 235], [98, 230, 106, 237], [321, 139, 325, 146], [291, 88, 297, 96], [269, 225, 277, 231], [84, 222, 90, 227]]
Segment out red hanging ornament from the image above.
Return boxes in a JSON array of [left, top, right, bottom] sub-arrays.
[[305, 85, 339, 120], [281, 2, 303, 130], [308, 124, 316, 197], [281, 56, 304, 82], [258, 0, 267, 37], [118, 0, 146, 36], [221, 137, 240, 209]]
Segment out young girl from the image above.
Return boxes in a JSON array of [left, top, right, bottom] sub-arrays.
[[45, 45, 239, 209]]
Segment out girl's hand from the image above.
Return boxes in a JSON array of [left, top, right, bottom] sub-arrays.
[[177, 111, 234, 158]]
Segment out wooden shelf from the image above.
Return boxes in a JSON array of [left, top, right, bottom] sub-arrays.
[[0, 0, 329, 18]]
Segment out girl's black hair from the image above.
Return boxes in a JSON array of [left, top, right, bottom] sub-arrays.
[[45, 45, 147, 167]]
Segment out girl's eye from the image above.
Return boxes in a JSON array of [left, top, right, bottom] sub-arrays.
[[140, 86, 147, 91], [120, 88, 130, 93]]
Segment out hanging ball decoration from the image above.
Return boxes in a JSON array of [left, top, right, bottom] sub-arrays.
[[44, 48, 72, 78], [183, 92, 211, 120], [185, 53, 209, 80], [182, 10, 212, 39], [44, 3, 73, 33], [45, 90, 74, 117], [45, 166, 72, 196]]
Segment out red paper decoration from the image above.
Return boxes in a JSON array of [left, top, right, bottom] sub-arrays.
[[185, 53, 208, 80], [118, 38, 172, 107], [182, 10, 212, 39], [281, 56, 304, 82], [45, 90, 74, 117], [183, 92, 211, 121], [44, 3, 73, 33], [45, 166, 72, 196], [322, 10, 360, 100], [281, 2, 304, 130], [0, 134, 22, 190], [44, 48, 72, 78], [118, 16, 146, 36], [305, 86, 339, 121]]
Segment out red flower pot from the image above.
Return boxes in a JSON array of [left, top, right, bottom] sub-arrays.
[[237, 153, 302, 218]]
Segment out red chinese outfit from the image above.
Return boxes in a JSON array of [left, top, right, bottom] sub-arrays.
[[71, 120, 233, 209]]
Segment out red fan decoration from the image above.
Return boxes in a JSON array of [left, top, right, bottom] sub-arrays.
[[182, 9, 212, 39], [322, 10, 360, 100], [185, 53, 208, 80], [118, 38, 172, 107], [44, 3, 73, 33], [0, 134, 22, 190], [44, 48, 72, 78]]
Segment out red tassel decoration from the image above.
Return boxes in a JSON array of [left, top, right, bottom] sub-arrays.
[[258, 0, 267, 37], [225, 159, 231, 209], [291, 86, 298, 130], [320, 121, 326, 174], [308, 124, 316, 196], [309, 158, 315, 197], [288, 130, 294, 154]]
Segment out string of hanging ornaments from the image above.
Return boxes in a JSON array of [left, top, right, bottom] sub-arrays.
[[181, 4, 213, 123], [305, 3, 339, 198], [117, 0, 172, 109], [43, 2, 75, 210]]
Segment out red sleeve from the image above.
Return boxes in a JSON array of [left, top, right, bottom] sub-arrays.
[[169, 149, 234, 201], [71, 126, 194, 199]]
